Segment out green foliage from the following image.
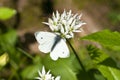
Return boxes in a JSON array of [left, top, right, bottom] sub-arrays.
[[108, 12, 120, 25], [81, 29, 120, 47], [21, 55, 42, 79], [86, 45, 120, 80], [82, 29, 120, 80], [0, 7, 16, 20], [0, 29, 17, 53], [86, 45, 109, 64], [98, 65, 120, 80], [42, 54, 80, 80]]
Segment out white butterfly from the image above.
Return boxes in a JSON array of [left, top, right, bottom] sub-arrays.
[[35, 31, 70, 60]]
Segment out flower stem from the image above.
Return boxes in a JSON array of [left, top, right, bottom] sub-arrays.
[[66, 39, 86, 72]]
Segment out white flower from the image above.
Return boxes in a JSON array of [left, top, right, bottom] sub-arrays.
[[43, 10, 86, 39], [35, 66, 61, 80]]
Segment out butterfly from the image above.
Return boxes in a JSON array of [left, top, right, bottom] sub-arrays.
[[35, 31, 70, 60]]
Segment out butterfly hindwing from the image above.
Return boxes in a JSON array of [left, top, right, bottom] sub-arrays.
[[50, 39, 70, 60]]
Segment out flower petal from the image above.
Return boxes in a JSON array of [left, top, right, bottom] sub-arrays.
[[42, 66, 46, 75], [55, 76, 61, 80]]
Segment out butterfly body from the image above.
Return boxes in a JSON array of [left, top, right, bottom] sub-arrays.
[[35, 31, 70, 60]]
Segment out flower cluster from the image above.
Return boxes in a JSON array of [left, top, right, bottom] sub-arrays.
[[43, 10, 86, 39], [35, 66, 61, 80]]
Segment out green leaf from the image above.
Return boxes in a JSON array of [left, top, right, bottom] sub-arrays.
[[21, 55, 42, 79], [21, 64, 42, 79], [97, 56, 120, 80], [81, 30, 120, 47], [2, 29, 17, 46], [86, 45, 109, 64], [0, 7, 16, 20], [0, 29, 17, 53], [0, 29, 18, 65], [86, 45, 120, 80], [98, 65, 120, 80], [43, 54, 80, 80]]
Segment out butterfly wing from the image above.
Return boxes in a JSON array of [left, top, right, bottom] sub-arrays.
[[50, 39, 70, 60], [35, 31, 57, 53]]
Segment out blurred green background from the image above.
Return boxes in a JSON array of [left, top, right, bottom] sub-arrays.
[[0, 0, 120, 80]]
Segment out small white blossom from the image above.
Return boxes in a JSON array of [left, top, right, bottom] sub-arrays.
[[35, 66, 61, 80], [43, 10, 86, 39]]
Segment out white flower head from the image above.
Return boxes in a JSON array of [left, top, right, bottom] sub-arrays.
[[35, 66, 61, 80], [43, 10, 86, 39]]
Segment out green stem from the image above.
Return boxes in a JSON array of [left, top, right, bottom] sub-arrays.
[[66, 39, 86, 72]]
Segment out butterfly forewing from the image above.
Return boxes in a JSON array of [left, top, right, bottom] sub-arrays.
[[35, 31, 57, 53]]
